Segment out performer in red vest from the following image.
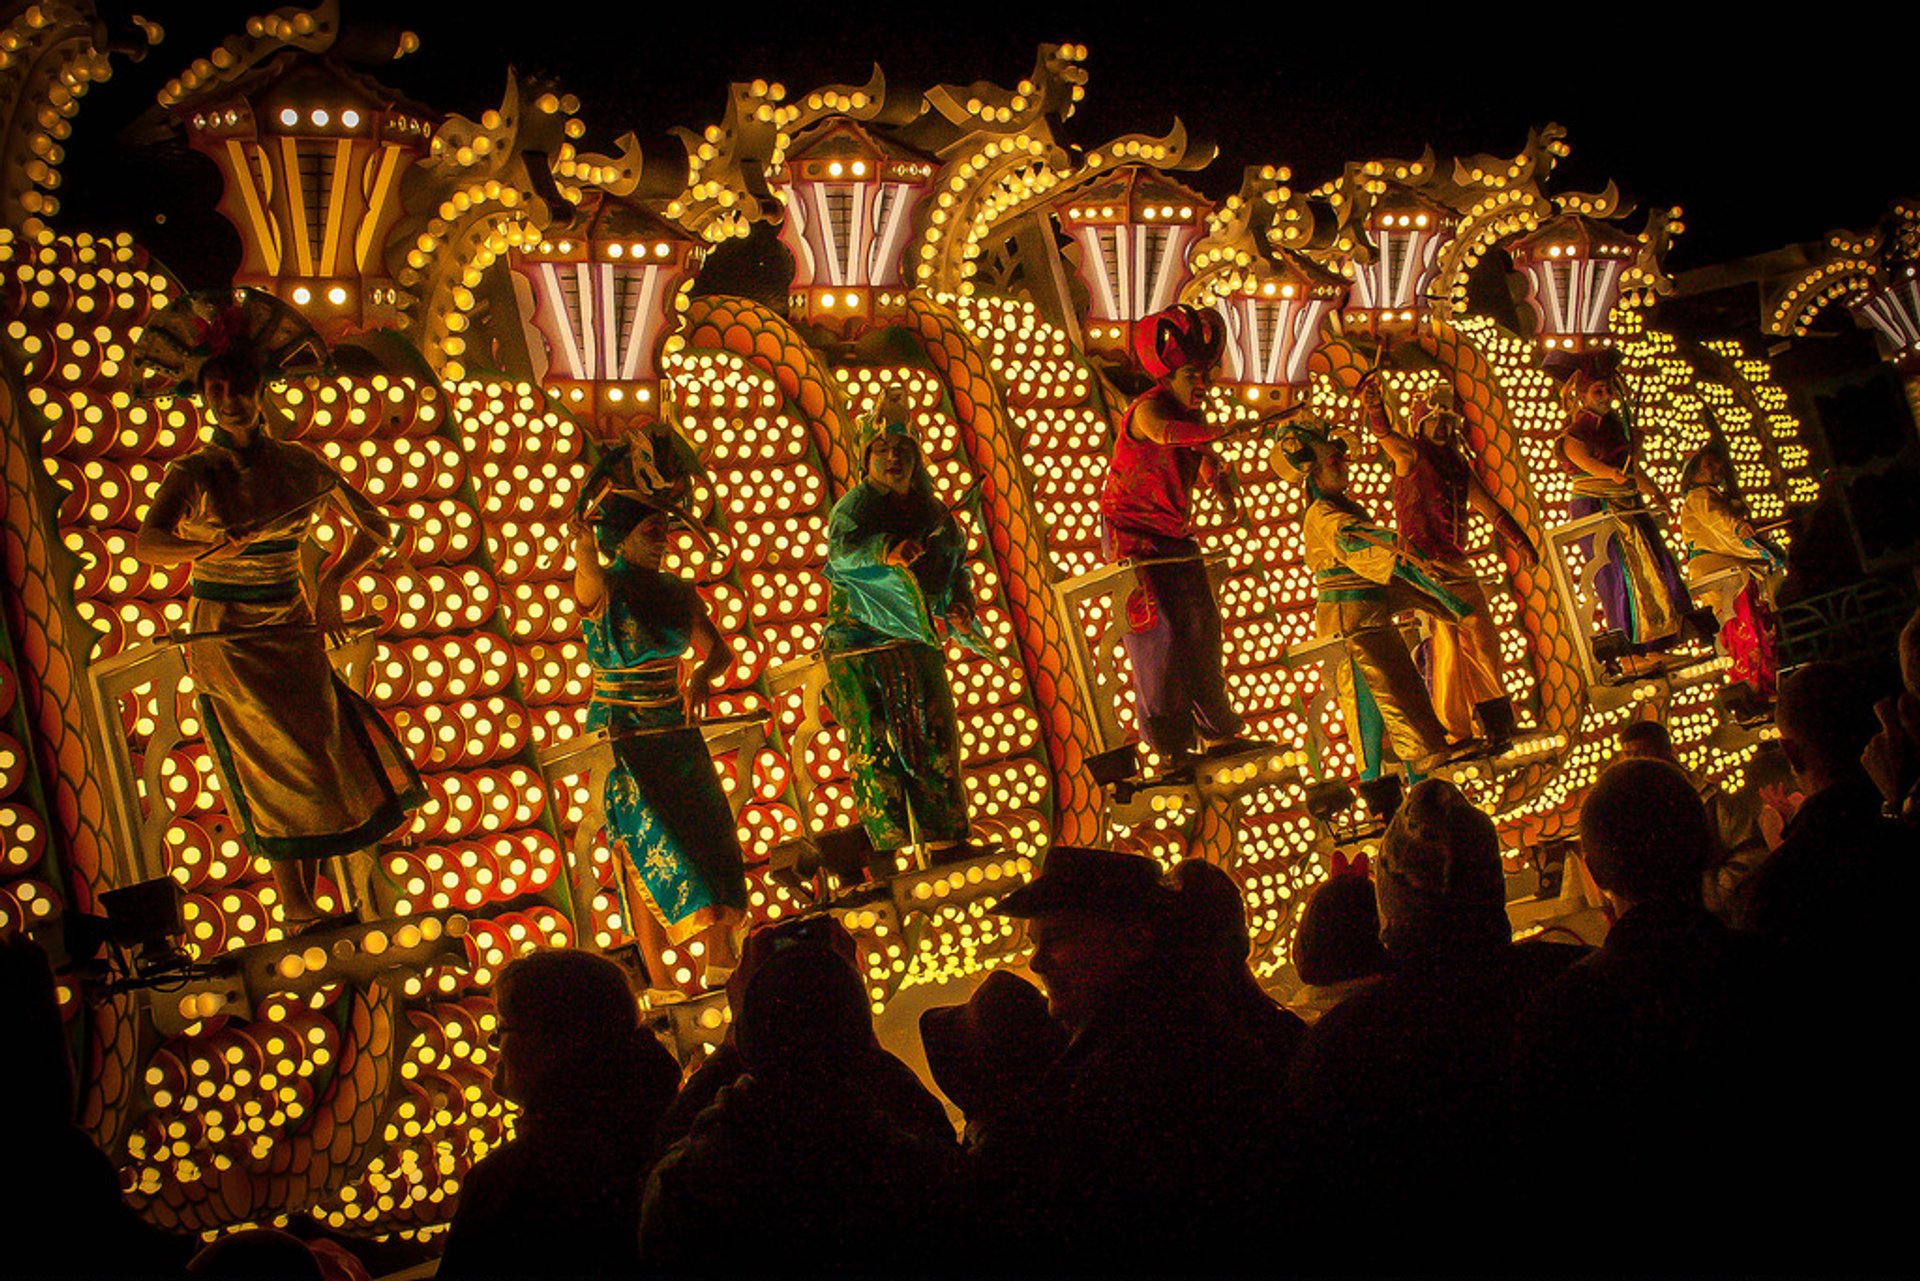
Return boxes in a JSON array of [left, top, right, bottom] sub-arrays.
[[1100, 305, 1272, 778]]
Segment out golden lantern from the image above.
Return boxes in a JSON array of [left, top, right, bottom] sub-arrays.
[[167, 59, 433, 341], [1214, 252, 1348, 409]]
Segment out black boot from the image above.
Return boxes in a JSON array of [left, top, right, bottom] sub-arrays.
[[1473, 697, 1518, 754]]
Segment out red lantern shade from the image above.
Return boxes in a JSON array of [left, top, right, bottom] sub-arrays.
[[774, 119, 935, 335], [510, 191, 703, 431], [1507, 212, 1640, 353], [1054, 166, 1211, 358]]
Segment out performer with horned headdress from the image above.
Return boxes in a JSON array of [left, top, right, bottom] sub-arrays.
[[1362, 379, 1538, 751], [1099, 304, 1272, 778], [133, 291, 422, 930], [1558, 367, 1712, 665], [571, 486, 747, 990], [822, 385, 988, 868], [1273, 418, 1475, 782], [1678, 446, 1781, 698]]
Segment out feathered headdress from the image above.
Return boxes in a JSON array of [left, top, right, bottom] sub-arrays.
[[131, 288, 327, 398]]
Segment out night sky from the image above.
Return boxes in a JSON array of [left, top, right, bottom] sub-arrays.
[[58, 0, 1920, 292]]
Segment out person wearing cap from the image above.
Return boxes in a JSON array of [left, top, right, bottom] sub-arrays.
[[1558, 367, 1709, 664], [1363, 379, 1538, 751], [977, 846, 1281, 1267], [1273, 417, 1473, 781], [441, 948, 681, 1279], [821, 385, 986, 868], [1099, 303, 1273, 777], [133, 293, 423, 929], [1286, 779, 1584, 1265], [572, 490, 747, 992]]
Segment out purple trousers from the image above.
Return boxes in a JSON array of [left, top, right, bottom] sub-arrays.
[[1106, 527, 1245, 756]]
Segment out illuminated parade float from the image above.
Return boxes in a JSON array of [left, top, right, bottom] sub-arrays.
[[2, 0, 1915, 1255]]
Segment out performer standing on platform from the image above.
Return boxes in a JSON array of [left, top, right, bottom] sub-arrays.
[[1679, 448, 1781, 698], [823, 387, 985, 868], [573, 492, 747, 991], [1363, 381, 1538, 751], [1100, 304, 1270, 778], [1558, 370, 1711, 665], [133, 298, 422, 930], [1274, 420, 1473, 782]]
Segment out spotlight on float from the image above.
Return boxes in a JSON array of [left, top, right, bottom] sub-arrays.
[[99, 878, 189, 975], [1305, 780, 1358, 824], [1088, 744, 1140, 788]]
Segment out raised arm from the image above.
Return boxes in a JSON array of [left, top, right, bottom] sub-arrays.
[[572, 519, 608, 618], [1360, 384, 1417, 476]]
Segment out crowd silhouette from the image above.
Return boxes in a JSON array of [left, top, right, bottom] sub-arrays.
[[8, 608, 1920, 1279]]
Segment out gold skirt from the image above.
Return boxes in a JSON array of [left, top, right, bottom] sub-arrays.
[[186, 592, 421, 862]]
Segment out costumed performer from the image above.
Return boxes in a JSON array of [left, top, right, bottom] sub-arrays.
[[1099, 303, 1273, 778], [1272, 418, 1475, 784], [1557, 369, 1712, 667], [1363, 380, 1538, 751], [132, 292, 423, 930], [1678, 447, 1781, 698], [572, 491, 748, 991], [822, 385, 989, 869]]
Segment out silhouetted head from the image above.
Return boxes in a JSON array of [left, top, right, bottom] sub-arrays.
[[1581, 758, 1713, 909], [991, 847, 1171, 1033], [1775, 662, 1878, 791], [492, 949, 676, 1120], [1376, 779, 1509, 959], [1617, 718, 1675, 763], [1294, 873, 1387, 987], [734, 928, 874, 1079], [919, 970, 1066, 1119]]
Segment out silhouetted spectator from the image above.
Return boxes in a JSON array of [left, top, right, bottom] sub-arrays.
[[439, 949, 680, 1279], [1286, 780, 1584, 1267], [2, 937, 192, 1279], [1862, 608, 1920, 824], [1513, 759, 1776, 1268], [640, 923, 960, 1273], [975, 846, 1281, 1270], [654, 917, 951, 1153], [1286, 860, 1387, 1024], [1746, 661, 1909, 959], [1165, 857, 1306, 1072], [919, 969, 1067, 1151], [1617, 717, 1788, 926], [1746, 661, 1915, 1259]]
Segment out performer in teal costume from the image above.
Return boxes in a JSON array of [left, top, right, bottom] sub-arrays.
[[823, 387, 991, 865], [574, 492, 746, 989]]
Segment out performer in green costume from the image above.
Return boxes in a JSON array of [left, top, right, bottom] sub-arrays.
[[822, 387, 990, 867]]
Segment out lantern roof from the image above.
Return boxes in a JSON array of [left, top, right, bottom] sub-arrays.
[[549, 189, 698, 250], [1509, 210, 1639, 263], [780, 116, 936, 177], [1056, 165, 1210, 226]]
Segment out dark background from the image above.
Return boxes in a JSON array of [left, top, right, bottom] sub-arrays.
[[54, 1, 1919, 291]]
